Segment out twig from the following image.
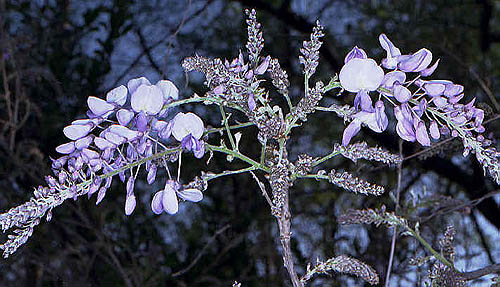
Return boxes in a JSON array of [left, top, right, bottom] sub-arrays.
[[172, 224, 230, 277], [250, 171, 272, 207], [276, 191, 304, 287], [461, 263, 500, 281]]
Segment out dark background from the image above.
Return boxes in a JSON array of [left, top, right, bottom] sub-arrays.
[[0, 0, 499, 286]]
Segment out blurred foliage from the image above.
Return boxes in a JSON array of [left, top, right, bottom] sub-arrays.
[[0, 0, 499, 286]]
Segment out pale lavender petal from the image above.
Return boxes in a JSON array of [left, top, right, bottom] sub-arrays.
[[355, 111, 381, 132], [248, 94, 256, 111], [103, 131, 126, 145], [162, 183, 179, 215], [177, 188, 203, 202], [342, 119, 361, 146], [193, 139, 205, 159], [416, 121, 431, 146], [147, 164, 157, 184], [125, 194, 136, 216], [106, 85, 128, 106], [75, 136, 93, 150], [126, 176, 135, 196], [429, 121, 440, 139], [96, 187, 107, 205], [56, 142, 75, 154], [131, 84, 164, 115], [448, 94, 464, 104], [396, 120, 416, 142], [339, 58, 384, 92], [420, 59, 440, 77], [63, 124, 92, 140], [255, 55, 270, 75], [381, 71, 406, 89], [393, 83, 412, 103], [474, 109, 484, 127], [82, 148, 99, 160], [109, 125, 140, 140], [344, 46, 367, 63], [398, 48, 432, 72], [360, 90, 374, 112], [413, 98, 427, 118], [135, 112, 148, 132], [379, 34, 401, 69], [151, 191, 164, 215], [374, 100, 388, 132], [172, 112, 204, 141], [159, 121, 173, 140], [213, 85, 225, 96], [127, 77, 151, 95], [152, 120, 168, 131], [156, 80, 179, 101], [444, 83, 464, 97], [432, 96, 447, 108], [72, 118, 101, 126], [245, 69, 254, 79], [88, 96, 115, 116], [116, 109, 134, 126]]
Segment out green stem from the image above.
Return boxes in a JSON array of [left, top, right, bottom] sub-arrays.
[[203, 166, 258, 181], [406, 227, 455, 269], [220, 105, 236, 150], [205, 122, 254, 135], [99, 148, 181, 179], [311, 150, 341, 167], [206, 144, 270, 173]]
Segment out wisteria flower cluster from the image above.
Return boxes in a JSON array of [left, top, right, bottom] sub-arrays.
[[1, 8, 499, 287], [339, 35, 499, 184]]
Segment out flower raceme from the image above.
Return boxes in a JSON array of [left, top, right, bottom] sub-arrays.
[[53, 77, 205, 217], [339, 34, 485, 149]]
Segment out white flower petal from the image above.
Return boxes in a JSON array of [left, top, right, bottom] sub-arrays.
[[156, 80, 179, 101], [106, 85, 128, 106], [162, 184, 179, 215], [127, 77, 151, 95], [177, 188, 203, 202], [131, 85, 164, 115], [339, 58, 384, 92]]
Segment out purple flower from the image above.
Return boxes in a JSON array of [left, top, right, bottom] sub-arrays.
[[116, 109, 135, 126], [420, 59, 440, 77], [151, 180, 203, 215], [88, 96, 115, 117], [379, 34, 401, 69], [415, 120, 431, 146], [393, 83, 412, 103], [125, 193, 136, 216], [381, 71, 406, 89], [155, 80, 179, 101], [339, 58, 384, 92], [344, 46, 367, 63], [342, 100, 388, 146], [63, 123, 93, 140], [248, 93, 256, 111], [131, 84, 164, 115], [172, 112, 204, 141], [397, 48, 432, 72], [106, 85, 128, 106], [255, 55, 270, 75], [56, 142, 76, 154]]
